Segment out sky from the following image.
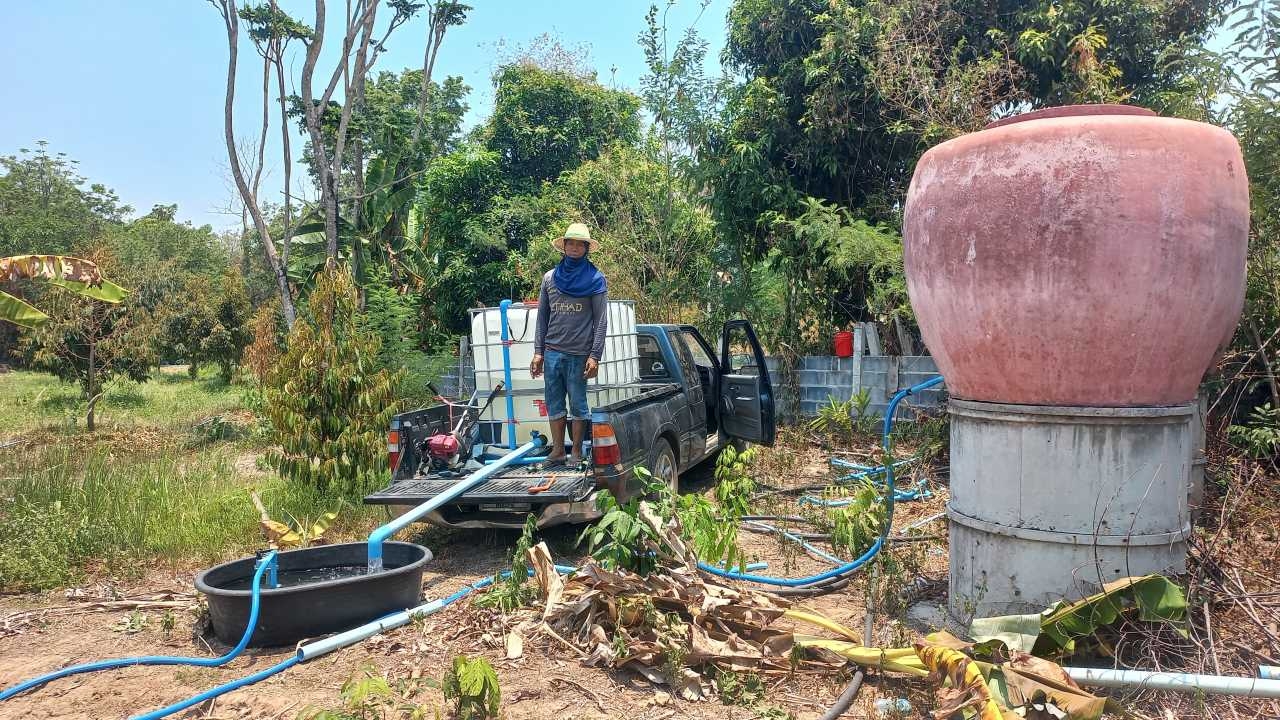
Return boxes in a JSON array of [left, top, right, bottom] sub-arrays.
[[0, 0, 732, 233]]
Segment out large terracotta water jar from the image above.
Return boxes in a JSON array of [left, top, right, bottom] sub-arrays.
[[903, 105, 1249, 406]]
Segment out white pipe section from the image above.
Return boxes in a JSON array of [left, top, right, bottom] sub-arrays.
[[298, 596, 450, 661], [1260, 665, 1280, 680], [1065, 667, 1280, 698]]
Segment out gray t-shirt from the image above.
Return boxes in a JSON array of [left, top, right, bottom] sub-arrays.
[[534, 270, 608, 359]]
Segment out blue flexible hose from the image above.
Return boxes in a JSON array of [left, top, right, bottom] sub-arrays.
[[130, 564, 581, 720], [0, 550, 279, 702], [698, 375, 944, 587], [129, 655, 302, 720]]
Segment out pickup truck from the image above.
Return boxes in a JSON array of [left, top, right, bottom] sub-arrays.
[[364, 320, 776, 529]]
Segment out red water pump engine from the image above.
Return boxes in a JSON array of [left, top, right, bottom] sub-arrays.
[[426, 433, 460, 460]]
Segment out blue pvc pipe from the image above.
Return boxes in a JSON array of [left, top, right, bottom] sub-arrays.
[[698, 375, 945, 587], [0, 551, 278, 702], [499, 299, 517, 449], [743, 521, 844, 565], [367, 434, 546, 571]]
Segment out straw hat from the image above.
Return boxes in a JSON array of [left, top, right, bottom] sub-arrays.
[[552, 222, 600, 253]]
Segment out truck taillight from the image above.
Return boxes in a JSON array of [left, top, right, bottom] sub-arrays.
[[388, 430, 401, 471], [592, 422, 621, 466]]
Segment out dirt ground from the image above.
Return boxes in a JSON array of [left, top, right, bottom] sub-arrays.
[[4, 435, 1280, 719]]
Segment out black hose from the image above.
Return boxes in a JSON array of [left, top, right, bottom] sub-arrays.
[[818, 669, 865, 720], [766, 575, 852, 596]]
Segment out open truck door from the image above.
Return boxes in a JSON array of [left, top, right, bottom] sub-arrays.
[[718, 320, 776, 446]]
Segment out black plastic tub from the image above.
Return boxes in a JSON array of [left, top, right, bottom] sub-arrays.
[[195, 542, 432, 647]]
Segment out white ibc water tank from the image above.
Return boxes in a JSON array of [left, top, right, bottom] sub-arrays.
[[469, 301, 640, 444]]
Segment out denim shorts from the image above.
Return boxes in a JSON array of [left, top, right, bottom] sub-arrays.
[[544, 349, 590, 421]]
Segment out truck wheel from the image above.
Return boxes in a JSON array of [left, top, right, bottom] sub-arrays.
[[650, 440, 679, 496]]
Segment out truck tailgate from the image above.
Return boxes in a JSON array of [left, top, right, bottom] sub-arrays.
[[364, 467, 593, 506]]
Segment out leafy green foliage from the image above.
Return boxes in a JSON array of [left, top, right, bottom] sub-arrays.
[[1229, 403, 1280, 459], [0, 498, 86, 592], [476, 513, 539, 612], [800, 480, 884, 560], [360, 268, 450, 406], [580, 460, 752, 575], [808, 390, 876, 440], [0, 141, 128, 258], [579, 477, 665, 575], [21, 249, 156, 430], [486, 64, 642, 194], [263, 266, 401, 496], [713, 446, 758, 519], [713, 667, 767, 707], [158, 271, 252, 382], [298, 661, 439, 720], [703, 0, 1229, 354], [534, 141, 716, 324], [442, 655, 501, 720]]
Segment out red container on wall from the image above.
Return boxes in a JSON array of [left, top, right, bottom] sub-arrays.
[[834, 331, 855, 358]]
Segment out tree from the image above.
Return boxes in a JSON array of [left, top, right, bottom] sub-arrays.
[[294, 0, 425, 261], [264, 264, 400, 495], [21, 250, 154, 431], [240, 0, 314, 322], [537, 141, 715, 324], [157, 271, 252, 381], [157, 275, 218, 376], [700, 0, 1230, 350], [211, 0, 302, 328], [206, 270, 254, 382], [0, 142, 129, 258], [484, 64, 642, 193], [108, 206, 229, 278]]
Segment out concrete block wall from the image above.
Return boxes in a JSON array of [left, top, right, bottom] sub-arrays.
[[767, 354, 944, 422], [439, 350, 942, 424]]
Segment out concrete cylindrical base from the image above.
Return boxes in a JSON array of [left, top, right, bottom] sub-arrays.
[[948, 399, 1194, 621]]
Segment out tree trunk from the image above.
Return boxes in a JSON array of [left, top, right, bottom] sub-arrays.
[[214, 0, 297, 328], [86, 338, 97, 432], [352, 139, 366, 308], [275, 50, 294, 272], [1251, 321, 1280, 410]]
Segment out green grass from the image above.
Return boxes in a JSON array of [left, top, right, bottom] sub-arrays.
[[0, 367, 386, 592], [0, 366, 243, 437], [0, 443, 383, 592]]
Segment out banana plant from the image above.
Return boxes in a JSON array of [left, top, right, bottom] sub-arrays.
[[287, 150, 424, 291], [0, 255, 128, 328]]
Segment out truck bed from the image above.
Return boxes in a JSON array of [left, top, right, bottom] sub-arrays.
[[365, 465, 592, 506]]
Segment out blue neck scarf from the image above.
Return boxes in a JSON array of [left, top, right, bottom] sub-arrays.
[[552, 253, 607, 296]]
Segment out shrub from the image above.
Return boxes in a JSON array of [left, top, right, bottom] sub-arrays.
[[263, 265, 401, 497]]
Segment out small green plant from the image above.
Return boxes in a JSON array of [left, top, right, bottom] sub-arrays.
[[807, 480, 883, 559], [807, 390, 877, 440], [297, 662, 438, 720], [713, 445, 758, 517], [251, 490, 339, 550], [160, 609, 176, 638], [442, 655, 501, 720], [714, 668, 767, 706], [808, 396, 854, 438], [578, 473, 666, 575], [112, 610, 149, 634], [579, 466, 748, 575], [1228, 402, 1280, 459], [475, 513, 538, 611]]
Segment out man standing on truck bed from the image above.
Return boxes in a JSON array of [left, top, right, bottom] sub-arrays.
[[530, 222, 608, 466]]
